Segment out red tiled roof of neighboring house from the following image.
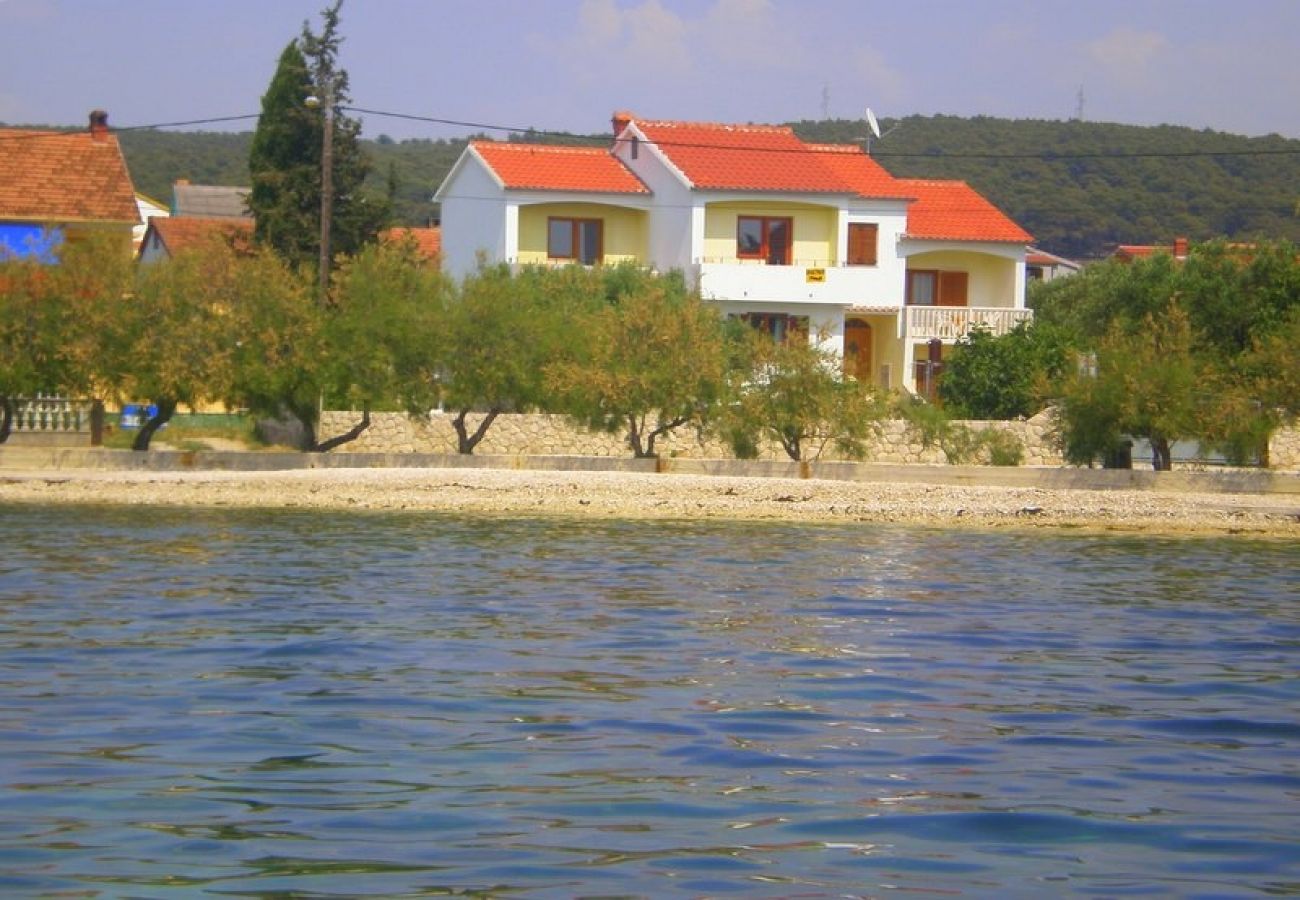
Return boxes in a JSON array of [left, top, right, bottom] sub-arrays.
[[471, 141, 649, 194], [898, 179, 1033, 243], [0, 127, 139, 225], [631, 119, 851, 193], [803, 143, 917, 200], [381, 226, 441, 260], [142, 216, 254, 258]]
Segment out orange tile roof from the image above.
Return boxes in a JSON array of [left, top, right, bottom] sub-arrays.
[[897, 179, 1033, 243], [632, 119, 851, 193], [0, 127, 139, 225], [804, 143, 916, 200], [471, 141, 648, 194], [143, 216, 254, 258], [381, 226, 441, 261]]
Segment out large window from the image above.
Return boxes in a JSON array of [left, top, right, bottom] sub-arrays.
[[548, 217, 603, 264], [847, 223, 878, 266], [906, 269, 968, 306], [737, 216, 792, 265], [738, 312, 808, 343]]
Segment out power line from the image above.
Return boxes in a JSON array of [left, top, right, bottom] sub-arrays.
[[5, 106, 1298, 163]]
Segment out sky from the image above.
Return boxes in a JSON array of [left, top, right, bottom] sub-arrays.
[[2, 0, 1298, 142]]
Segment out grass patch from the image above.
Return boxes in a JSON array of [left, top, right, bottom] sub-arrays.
[[103, 412, 264, 451]]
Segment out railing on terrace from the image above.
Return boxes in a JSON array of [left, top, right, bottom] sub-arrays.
[[6, 395, 104, 445], [697, 256, 838, 267], [904, 306, 1033, 341]]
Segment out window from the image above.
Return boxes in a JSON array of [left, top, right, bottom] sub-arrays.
[[738, 312, 808, 343], [737, 216, 792, 265], [847, 223, 878, 266], [906, 270, 968, 306], [548, 217, 603, 264]]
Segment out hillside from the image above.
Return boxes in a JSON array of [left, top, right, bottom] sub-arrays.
[[21, 114, 1295, 260]]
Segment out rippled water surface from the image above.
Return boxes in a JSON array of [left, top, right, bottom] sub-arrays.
[[1, 504, 1297, 898]]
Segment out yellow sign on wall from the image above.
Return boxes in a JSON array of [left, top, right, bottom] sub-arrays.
[[805, 268, 825, 283]]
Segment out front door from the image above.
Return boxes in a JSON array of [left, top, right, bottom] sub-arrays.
[[843, 319, 873, 383]]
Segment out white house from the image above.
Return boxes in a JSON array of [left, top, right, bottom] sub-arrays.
[[435, 111, 1033, 395]]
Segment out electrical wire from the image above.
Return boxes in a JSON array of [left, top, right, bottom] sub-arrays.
[[3, 106, 1297, 162]]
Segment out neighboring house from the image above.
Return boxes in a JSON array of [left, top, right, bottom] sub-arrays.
[[1025, 247, 1082, 282], [136, 216, 254, 264], [435, 111, 1032, 395], [170, 180, 252, 220], [133, 193, 170, 253], [381, 225, 441, 263], [1113, 237, 1191, 263], [0, 110, 139, 261]]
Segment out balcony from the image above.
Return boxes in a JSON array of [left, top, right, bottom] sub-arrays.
[[695, 259, 893, 306], [904, 306, 1033, 341]]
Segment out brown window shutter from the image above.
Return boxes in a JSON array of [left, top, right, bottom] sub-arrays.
[[937, 271, 968, 306], [847, 223, 878, 266]]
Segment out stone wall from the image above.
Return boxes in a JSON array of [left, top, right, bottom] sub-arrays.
[[1270, 427, 1300, 471], [319, 409, 1066, 466]]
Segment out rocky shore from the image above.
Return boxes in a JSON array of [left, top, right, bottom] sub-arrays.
[[2, 465, 1298, 536]]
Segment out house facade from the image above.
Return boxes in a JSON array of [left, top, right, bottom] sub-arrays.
[[435, 112, 1032, 394], [0, 111, 139, 261]]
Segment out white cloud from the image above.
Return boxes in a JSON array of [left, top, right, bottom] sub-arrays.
[[1086, 26, 1169, 82]]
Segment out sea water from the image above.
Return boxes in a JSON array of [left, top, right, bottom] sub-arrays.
[[1, 504, 1296, 897]]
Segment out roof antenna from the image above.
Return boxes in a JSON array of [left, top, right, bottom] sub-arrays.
[[864, 107, 899, 155]]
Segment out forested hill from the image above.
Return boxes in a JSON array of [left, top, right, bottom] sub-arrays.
[[65, 114, 1300, 261]]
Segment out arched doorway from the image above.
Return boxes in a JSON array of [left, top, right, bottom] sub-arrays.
[[843, 318, 873, 383]]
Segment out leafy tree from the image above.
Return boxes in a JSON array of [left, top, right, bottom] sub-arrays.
[[723, 331, 888, 463], [248, 1, 388, 277], [221, 244, 324, 450], [436, 264, 600, 454], [546, 267, 729, 458], [1054, 304, 1205, 470], [106, 235, 250, 450], [0, 236, 132, 441], [938, 321, 1074, 419], [321, 235, 450, 449]]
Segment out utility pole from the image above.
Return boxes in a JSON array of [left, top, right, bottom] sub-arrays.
[[318, 83, 333, 299]]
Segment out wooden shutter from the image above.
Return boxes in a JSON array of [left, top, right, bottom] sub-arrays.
[[847, 223, 878, 266], [937, 271, 968, 306]]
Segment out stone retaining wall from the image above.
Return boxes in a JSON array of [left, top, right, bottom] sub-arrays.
[[319, 409, 1066, 466], [1270, 427, 1300, 470]]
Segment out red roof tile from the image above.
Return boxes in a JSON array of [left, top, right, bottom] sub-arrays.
[[804, 143, 916, 200], [898, 179, 1032, 244], [0, 127, 139, 225], [143, 217, 254, 258], [632, 119, 850, 193], [471, 141, 648, 194], [381, 226, 441, 261]]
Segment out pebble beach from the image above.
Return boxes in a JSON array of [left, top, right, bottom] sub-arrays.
[[3, 465, 1298, 536]]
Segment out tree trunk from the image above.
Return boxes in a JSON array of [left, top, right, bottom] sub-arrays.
[[284, 400, 320, 452], [636, 415, 690, 459], [132, 399, 177, 451], [452, 407, 500, 455], [628, 415, 651, 458], [315, 403, 371, 453], [1150, 435, 1173, 471], [0, 397, 12, 444]]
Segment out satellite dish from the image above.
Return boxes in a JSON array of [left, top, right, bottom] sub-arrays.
[[865, 107, 882, 140]]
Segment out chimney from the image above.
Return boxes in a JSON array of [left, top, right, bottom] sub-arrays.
[[1173, 236, 1189, 259], [89, 109, 110, 141], [611, 110, 633, 138]]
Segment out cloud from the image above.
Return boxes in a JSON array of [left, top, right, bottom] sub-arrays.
[[1086, 26, 1169, 82]]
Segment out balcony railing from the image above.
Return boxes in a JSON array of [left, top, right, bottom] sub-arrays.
[[5, 395, 104, 445], [904, 306, 1033, 341], [695, 260, 895, 306]]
